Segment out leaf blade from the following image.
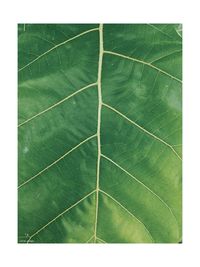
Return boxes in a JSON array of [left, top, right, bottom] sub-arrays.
[[18, 23, 182, 243]]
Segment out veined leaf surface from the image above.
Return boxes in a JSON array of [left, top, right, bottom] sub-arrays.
[[18, 23, 182, 243]]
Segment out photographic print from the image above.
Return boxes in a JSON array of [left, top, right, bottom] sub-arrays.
[[18, 23, 182, 243]]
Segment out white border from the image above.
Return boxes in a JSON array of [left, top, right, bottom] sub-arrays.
[[1, 0, 200, 266]]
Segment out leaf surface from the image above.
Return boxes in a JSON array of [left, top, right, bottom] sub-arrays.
[[18, 23, 182, 243]]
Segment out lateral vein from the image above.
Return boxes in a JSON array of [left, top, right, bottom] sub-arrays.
[[18, 134, 97, 189], [96, 237, 107, 243], [86, 235, 95, 243], [150, 50, 182, 64], [147, 24, 174, 39], [101, 153, 179, 227], [99, 189, 154, 242], [18, 27, 99, 72], [27, 190, 96, 243], [102, 102, 182, 161], [104, 50, 182, 83], [18, 82, 97, 127]]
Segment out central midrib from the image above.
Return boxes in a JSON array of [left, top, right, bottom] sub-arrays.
[[94, 23, 103, 242]]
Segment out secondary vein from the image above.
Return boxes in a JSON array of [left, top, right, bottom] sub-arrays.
[[27, 190, 96, 243], [18, 134, 97, 189], [18, 82, 97, 127], [19, 27, 99, 72], [101, 153, 179, 227], [99, 189, 154, 242], [104, 50, 182, 83], [102, 102, 182, 161]]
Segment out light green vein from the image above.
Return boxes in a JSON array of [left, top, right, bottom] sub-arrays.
[[150, 50, 182, 64], [104, 50, 182, 83], [19, 27, 99, 72], [99, 189, 154, 243], [86, 235, 95, 243], [101, 153, 179, 228], [18, 82, 97, 127], [96, 237, 107, 243], [27, 190, 96, 243], [18, 134, 97, 188], [102, 102, 182, 161]]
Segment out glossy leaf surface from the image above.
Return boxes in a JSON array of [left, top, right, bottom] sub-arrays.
[[18, 24, 182, 243]]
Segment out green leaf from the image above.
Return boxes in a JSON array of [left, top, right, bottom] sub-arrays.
[[18, 23, 182, 243]]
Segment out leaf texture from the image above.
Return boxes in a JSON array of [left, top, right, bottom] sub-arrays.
[[18, 23, 182, 243]]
